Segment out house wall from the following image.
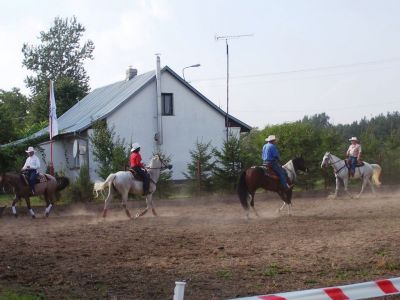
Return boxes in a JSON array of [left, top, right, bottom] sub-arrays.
[[40, 70, 241, 182], [107, 71, 240, 180], [38, 136, 91, 181]]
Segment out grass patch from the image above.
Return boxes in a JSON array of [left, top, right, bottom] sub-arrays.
[[216, 269, 232, 280], [262, 263, 291, 277], [0, 290, 44, 300]]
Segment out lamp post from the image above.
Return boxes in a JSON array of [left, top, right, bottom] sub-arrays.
[[182, 64, 201, 81]]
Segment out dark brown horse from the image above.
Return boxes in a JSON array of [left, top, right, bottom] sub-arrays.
[[237, 157, 307, 218], [0, 171, 69, 218]]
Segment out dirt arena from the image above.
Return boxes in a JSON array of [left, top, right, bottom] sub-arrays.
[[0, 188, 400, 300]]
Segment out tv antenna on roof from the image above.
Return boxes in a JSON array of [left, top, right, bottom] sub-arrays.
[[215, 34, 253, 141]]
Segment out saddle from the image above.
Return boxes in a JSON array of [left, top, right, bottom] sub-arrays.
[[128, 169, 148, 182], [21, 172, 48, 186], [345, 159, 364, 168], [258, 165, 292, 184]]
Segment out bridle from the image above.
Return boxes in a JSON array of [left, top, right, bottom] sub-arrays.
[[324, 153, 347, 174], [145, 156, 171, 170]]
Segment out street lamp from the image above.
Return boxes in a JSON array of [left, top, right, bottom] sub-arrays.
[[182, 64, 201, 81]]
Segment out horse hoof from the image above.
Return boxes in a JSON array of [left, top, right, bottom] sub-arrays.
[[45, 212, 49, 218], [31, 215, 36, 219], [14, 214, 18, 218]]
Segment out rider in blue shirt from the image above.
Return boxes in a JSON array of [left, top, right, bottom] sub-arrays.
[[262, 135, 292, 190]]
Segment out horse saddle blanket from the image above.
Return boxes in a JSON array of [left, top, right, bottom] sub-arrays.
[[21, 173, 48, 185], [128, 169, 147, 182], [345, 160, 364, 168]]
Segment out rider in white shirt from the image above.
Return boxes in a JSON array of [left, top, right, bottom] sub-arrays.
[[21, 146, 41, 194], [346, 137, 362, 177]]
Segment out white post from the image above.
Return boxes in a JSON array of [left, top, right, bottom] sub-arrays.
[[173, 281, 186, 300]]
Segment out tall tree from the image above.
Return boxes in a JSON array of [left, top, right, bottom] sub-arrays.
[[183, 140, 215, 194], [0, 88, 28, 144], [22, 16, 94, 122]]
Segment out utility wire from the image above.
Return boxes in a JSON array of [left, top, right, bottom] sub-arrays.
[[191, 57, 400, 83]]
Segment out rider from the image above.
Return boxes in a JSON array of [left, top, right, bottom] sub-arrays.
[[262, 135, 292, 191], [129, 143, 150, 195], [346, 136, 362, 177], [21, 146, 40, 194]]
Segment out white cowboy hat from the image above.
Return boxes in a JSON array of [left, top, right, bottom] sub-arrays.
[[25, 146, 35, 153], [349, 137, 359, 141], [131, 142, 141, 152], [265, 135, 276, 142]]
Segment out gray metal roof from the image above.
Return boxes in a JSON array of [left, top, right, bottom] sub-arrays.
[[55, 69, 156, 135], [2, 66, 251, 147]]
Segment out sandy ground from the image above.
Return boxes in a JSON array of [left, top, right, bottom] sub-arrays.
[[0, 188, 400, 299]]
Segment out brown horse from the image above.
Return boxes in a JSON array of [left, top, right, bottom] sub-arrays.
[[0, 171, 69, 218], [237, 157, 307, 218]]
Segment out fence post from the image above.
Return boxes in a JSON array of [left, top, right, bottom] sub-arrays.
[[173, 281, 186, 300]]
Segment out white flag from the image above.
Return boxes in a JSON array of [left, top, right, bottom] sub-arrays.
[[49, 80, 59, 140]]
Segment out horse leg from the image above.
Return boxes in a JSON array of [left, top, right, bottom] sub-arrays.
[[368, 178, 376, 195], [147, 194, 158, 216], [330, 177, 340, 199], [135, 195, 152, 218], [102, 185, 113, 218], [278, 201, 286, 212], [121, 192, 132, 219], [356, 177, 368, 198], [25, 197, 35, 219], [11, 197, 19, 218], [249, 193, 259, 217], [44, 193, 53, 218], [343, 178, 353, 199]]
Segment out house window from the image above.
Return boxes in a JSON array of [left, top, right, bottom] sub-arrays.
[[162, 93, 174, 116]]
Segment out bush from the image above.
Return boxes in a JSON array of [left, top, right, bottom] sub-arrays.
[[63, 164, 93, 202]]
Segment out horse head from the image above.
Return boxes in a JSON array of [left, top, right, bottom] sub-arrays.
[[321, 152, 331, 168], [292, 156, 308, 173], [148, 155, 173, 170]]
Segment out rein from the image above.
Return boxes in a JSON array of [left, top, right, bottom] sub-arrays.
[[325, 154, 347, 174]]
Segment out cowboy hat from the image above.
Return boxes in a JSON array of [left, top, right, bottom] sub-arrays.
[[349, 137, 359, 142], [265, 135, 276, 142], [131, 142, 141, 152], [25, 146, 35, 153]]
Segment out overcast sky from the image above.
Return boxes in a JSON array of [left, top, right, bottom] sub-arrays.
[[1, 0, 399, 128]]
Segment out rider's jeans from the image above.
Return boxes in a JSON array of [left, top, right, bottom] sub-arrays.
[[26, 169, 37, 192], [264, 160, 288, 189], [349, 156, 357, 175]]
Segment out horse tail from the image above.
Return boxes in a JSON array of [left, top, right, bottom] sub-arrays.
[[371, 164, 382, 187], [103, 173, 117, 189], [56, 176, 70, 191], [237, 171, 249, 210]]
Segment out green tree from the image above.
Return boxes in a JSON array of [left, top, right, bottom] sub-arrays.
[[0, 88, 29, 144], [183, 140, 215, 194], [22, 16, 94, 122], [212, 135, 242, 191], [90, 120, 128, 179]]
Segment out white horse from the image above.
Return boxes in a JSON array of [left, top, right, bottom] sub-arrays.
[[102, 155, 172, 219], [321, 152, 382, 199], [93, 181, 106, 198]]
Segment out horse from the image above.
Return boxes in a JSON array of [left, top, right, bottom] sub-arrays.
[[93, 181, 106, 199], [0, 171, 69, 218], [102, 155, 172, 219], [320, 152, 382, 199], [237, 157, 307, 218]]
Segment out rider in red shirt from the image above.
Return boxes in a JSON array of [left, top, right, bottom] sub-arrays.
[[130, 143, 149, 195]]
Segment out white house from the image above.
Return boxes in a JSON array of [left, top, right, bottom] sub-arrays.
[[22, 58, 251, 181]]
